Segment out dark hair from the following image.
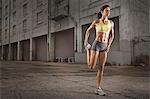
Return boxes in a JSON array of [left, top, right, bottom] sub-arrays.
[[101, 5, 110, 12], [97, 5, 110, 19], [97, 12, 102, 19]]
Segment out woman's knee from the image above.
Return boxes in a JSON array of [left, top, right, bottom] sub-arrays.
[[98, 65, 105, 71]]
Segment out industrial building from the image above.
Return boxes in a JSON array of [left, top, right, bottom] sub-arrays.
[[0, 0, 149, 65]]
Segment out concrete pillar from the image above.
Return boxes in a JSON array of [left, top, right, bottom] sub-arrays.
[[17, 41, 20, 61], [77, 23, 82, 52], [47, 35, 49, 62], [74, 25, 77, 52], [51, 34, 55, 61], [47, 31, 54, 62], [76, 0, 82, 53], [120, 0, 133, 65], [47, 33, 50, 61], [29, 38, 32, 61], [48, 0, 55, 62]]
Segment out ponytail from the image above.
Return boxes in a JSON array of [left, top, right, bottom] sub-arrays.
[[97, 11, 102, 19]]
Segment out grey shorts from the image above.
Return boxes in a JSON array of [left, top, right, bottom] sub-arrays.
[[91, 40, 107, 52]]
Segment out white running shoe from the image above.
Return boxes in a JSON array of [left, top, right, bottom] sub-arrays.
[[95, 87, 106, 96], [85, 43, 91, 50]]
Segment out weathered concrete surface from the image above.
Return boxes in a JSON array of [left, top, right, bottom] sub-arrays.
[[0, 61, 149, 99]]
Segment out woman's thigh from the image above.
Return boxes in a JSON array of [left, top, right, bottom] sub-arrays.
[[98, 51, 108, 68], [90, 50, 99, 67]]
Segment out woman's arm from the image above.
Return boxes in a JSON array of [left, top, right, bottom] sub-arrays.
[[84, 20, 96, 46], [108, 21, 114, 46], [106, 21, 114, 52]]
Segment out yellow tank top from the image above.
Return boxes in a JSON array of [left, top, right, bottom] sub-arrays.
[[95, 19, 112, 33]]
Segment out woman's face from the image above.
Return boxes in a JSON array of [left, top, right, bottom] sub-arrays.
[[102, 7, 110, 17]]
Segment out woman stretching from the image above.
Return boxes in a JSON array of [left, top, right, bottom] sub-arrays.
[[84, 5, 114, 96]]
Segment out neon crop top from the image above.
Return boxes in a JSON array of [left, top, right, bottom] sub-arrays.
[[95, 19, 112, 33]]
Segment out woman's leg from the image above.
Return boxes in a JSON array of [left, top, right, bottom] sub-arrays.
[[96, 51, 107, 88], [86, 49, 91, 68], [90, 51, 99, 69], [90, 50, 99, 69]]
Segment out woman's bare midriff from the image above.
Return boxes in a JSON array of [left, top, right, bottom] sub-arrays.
[[95, 32, 108, 43]]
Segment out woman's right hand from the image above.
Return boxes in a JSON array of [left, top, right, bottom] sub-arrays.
[[84, 41, 91, 50], [84, 41, 88, 47]]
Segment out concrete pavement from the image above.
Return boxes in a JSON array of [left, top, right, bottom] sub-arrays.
[[0, 61, 150, 99]]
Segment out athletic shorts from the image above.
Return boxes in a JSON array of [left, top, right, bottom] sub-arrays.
[[91, 40, 107, 52]]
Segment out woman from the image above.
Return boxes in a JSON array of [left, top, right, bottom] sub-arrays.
[[84, 5, 114, 96]]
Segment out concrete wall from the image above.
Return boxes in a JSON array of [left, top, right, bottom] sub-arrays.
[[1, 0, 48, 44], [1, 0, 49, 61], [1, 0, 9, 45], [149, 0, 150, 65], [75, 0, 150, 65], [75, 0, 127, 65], [129, 0, 149, 65], [32, 0, 48, 38], [0, 0, 2, 46], [50, 0, 79, 33], [48, 0, 81, 61], [1, 0, 149, 65]]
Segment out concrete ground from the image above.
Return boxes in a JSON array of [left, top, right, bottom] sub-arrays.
[[0, 61, 149, 99]]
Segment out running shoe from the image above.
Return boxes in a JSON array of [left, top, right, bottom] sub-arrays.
[[95, 87, 106, 96]]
